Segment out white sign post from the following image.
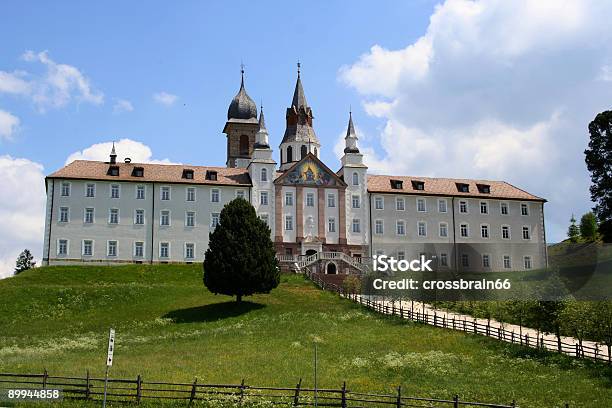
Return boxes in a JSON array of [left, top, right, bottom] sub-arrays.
[[102, 328, 115, 408]]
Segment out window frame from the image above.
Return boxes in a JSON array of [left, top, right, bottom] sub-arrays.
[[460, 223, 469, 238], [159, 242, 170, 258], [108, 208, 119, 225], [110, 184, 121, 199], [82, 239, 94, 257], [396, 197, 405, 211], [60, 182, 71, 197], [186, 211, 196, 227], [438, 199, 448, 213], [57, 239, 69, 256], [210, 188, 220, 203], [396, 220, 406, 236], [186, 187, 196, 202], [134, 241, 145, 258], [136, 185, 146, 200], [374, 196, 384, 210], [374, 219, 384, 235], [416, 198, 427, 212], [260, 191, 269, 206], [160, 186, 171, 201], [160, 210, 171, 227], [417, 221, 427, 237], [439, 222, 448, 238], [107, 240, 118, 257], [134, 209, 145, 225], [480, 223, 490, 239]]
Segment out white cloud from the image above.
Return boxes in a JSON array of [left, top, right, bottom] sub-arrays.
[[0, 156, 46, 279], [65, 138, 176, 165], [340, 0, 612, 241], [113, 99, 134, 114], [0, 70, 31, 95], [153, 92, 178, 106], [0, 110, 20, 140]]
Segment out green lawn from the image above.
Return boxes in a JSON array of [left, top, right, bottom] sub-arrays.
[[1, 264, 611, 407]]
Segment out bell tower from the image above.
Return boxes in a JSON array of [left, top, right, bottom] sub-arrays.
[[223, 66, 259, 168]]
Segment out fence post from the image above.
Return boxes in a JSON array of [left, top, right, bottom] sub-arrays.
[[42, 368, 48, 389], [239, 379, 245, 404], [86, 369, 91, 400], [511, 399, 516, 407], [396, 385, 401, 408], [575, 343, 579, 357], [453, 394, 459, 408], [189, 378, 197, 405], [136, 374, 142, 403], [341, 381, 347, 408], [293, 378, 302, 407]]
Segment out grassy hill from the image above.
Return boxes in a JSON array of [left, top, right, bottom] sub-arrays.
[[1, 265, 611, 407]]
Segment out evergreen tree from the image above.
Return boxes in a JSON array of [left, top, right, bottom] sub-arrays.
[[203, 198, 279, 302], [585, 110, 612, 242], [15, 249, 35, 275], [567, 214, 580, 243], [579, 212, 599, 242]]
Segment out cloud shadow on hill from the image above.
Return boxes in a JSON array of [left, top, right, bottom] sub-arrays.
[[164, 301, 266, 323]]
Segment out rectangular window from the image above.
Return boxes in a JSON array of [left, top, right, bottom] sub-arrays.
[[83, 240, 93, 256], [111, 184, 120, 199], [521, 203, 529, 216], [134, 242, 144, 257], [502, 226, 510, 239], [460, 223, 469, 238], [160, 243, 169, 258], [503, 255, 511, 269], [161, 186, 170, 201], [58, 239, 68, 255], [501, 202, 509, 215], [260, 214, 269, 226], [260, 191, 269, 206], [459, 201, 468, 213], [438, 199, 447, 213], [352, 218, 361, 233], [418, 221, 427, 237], [522, 226, 531, 240], [397, 251, 405, 261], [396, 198, 405, 211], [109, 208, 119, 224], [135, 209, 145, 225], [482, 254, 490, 268], [59, 207, 69, 223], [185, 243, 195, 259], [461, 254, 469, 267], [186, 211, 196, 227], [187, 187, 196, 202], [260, 168, 268, 182], [524, 256, 532, 270], [160, 210, 170, 226], [211, 189, 220, 203], [211, 213, 220, 229], [107, 240, 117, 257], [285, 215, 293, 231], [236, 190, 245, 199], [440, 253, 448, 267], [480, 201, 488, 214], [327, 193, 335, 208], [306, 192, 315, 207], [375, 220, 384, 235], [352, 195, 360, 209], [417, 198, 426, 212], [375, 196, 384, 210], [481, 224, 489, 239], [396, 220, 405, 236], [136, 185, 145, 200], [86, 183, 95, 198], [61, 182, 70, 197], [328, 217, 336, 233], [285, 192, 293, 206], [439, 223, 448, 238]]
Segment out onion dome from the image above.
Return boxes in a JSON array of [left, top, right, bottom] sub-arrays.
[[227, 69, 257, 120]]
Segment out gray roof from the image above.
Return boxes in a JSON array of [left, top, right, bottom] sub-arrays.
[[281, 72, 320, 145], [344, 111, 359, 153], [291, 73, 308, 108], [227, 73, 257, 120]]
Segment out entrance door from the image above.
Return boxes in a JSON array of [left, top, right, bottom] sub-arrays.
[[326, 262, 337, 275]]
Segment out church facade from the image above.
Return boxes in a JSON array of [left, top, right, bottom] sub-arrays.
[[42, 68, 548, 273]]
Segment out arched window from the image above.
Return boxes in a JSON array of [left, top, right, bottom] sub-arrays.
[[301, 145, 307, 159], [239, 135, 249, 156], [287, 146, 293, 163], [261, 168, 268, 182], [352, 172, 359, 186], [314, 147, 318, 157]]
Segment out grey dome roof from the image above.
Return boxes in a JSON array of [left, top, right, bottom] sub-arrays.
[[227, 74, 257, 120]]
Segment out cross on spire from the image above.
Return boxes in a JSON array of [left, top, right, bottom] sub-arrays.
[[297, 61, 301, 78]]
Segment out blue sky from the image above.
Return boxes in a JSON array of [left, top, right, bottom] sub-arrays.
[[2, 0, 612, 276]]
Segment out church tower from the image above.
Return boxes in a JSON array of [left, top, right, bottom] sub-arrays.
[[279, 64, 321, 171], [223, 67, 259, 168]]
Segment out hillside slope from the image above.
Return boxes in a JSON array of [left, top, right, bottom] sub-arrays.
[[0, 265, 611, 407]]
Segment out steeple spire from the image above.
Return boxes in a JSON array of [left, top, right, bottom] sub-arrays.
[[110, 141, 117, 164], [254, 105, 270, 148], [292, 61, 308, 109], [344, 111, 360, 154]]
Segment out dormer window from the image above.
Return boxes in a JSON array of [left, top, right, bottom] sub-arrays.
[[132, 167, 144, 177], [182, 169, 194, 180], [456, 183, 469, 193], [477, 184, 491, 194], [205, 170, 218, 181], [108, 166, 119, 176], [411, 180, 425, 190], [390, 179, 403, 190]]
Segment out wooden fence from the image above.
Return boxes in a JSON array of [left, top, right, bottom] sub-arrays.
[[306, 272, 610, 364], [0, 371, 518, 407]]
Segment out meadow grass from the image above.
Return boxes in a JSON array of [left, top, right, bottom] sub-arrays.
[[1, 264, 611, 407]]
